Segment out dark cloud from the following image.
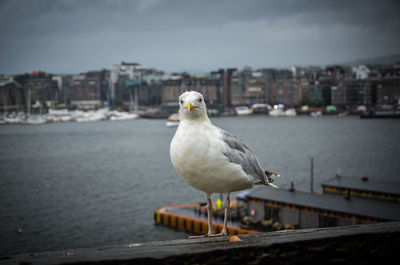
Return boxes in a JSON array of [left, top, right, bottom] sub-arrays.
[[0, 0, 399, 74]]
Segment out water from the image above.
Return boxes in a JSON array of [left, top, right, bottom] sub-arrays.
[[0, 116, 399, 255]]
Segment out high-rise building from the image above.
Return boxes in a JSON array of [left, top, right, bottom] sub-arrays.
[[110, 62, 164, 108]]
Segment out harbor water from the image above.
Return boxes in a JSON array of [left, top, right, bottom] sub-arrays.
[[1, 116, 399, 255]]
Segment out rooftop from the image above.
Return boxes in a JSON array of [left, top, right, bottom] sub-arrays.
[[247, 187, 400, 221], [322, 176, 400, 196]]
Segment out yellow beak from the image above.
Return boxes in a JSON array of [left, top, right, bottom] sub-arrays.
[[186, 101, 197, 112]]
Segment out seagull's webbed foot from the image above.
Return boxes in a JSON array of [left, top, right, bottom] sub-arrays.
[[206, 232, 228, 237], [187, 193, 230, 239], [187, 234, 208, 239], [187, 232, 228, 239]]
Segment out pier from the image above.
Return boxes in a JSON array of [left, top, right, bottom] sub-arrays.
[[154, 176, 400, 234], [154, 201, 258, 235], [2, 222, 399, 265]]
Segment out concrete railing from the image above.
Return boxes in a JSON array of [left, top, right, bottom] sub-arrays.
[[2, 222, 399, 265]]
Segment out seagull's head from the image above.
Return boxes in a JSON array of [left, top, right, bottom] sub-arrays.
[[178, 91, 208, 121]]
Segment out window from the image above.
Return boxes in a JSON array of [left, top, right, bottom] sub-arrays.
[[265, 206, 280, 222]]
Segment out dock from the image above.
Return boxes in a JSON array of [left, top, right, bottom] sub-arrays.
[[246, 187, 400, 229], [2, 222, 399, 265], [154, 176, 400, 234], [154, 201, 258, 235]]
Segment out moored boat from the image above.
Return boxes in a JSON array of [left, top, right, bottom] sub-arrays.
[[284, 108, 297, 117], [76, 112, 106, 122], [235, 106, 253, 116], [166, 113, 180, 127], [4, 116, 22, 124], [110, 112, 139, 121], [25, 115, 47, 124], [268, 108, 284, 117]]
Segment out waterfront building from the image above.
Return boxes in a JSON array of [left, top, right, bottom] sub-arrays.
[[226, 67, 288, 106], [330, 63, 400, 109], [210, 68, 236, 109], [0, 77, 22, 113], [370, 64, 400, 106], [333, 80, 372, 108], [69, 70, 107, 109], [111, 61, 164, 108], [14, 71, 59, 110], [110, 62, 142, 106], [230, 72, 243, 106], [243, 81, 266, 104], [270, 80, 302, 107], [161, 75, 219, 110]]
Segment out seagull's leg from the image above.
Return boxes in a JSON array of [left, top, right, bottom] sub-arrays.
[[206, 192, 230, 237], [206, 192, 215, 235], [187, 193, 214, 239], [221, 192, 230, 236]]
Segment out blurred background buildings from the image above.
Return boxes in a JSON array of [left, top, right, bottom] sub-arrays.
[[1, 60, 399, 115]]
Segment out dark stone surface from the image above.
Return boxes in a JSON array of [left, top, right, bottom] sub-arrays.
[[2, 222, 400, 265]]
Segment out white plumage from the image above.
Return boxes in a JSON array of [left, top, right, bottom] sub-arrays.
[[170, 91, 278, 237], [171, 119, 253, 193]]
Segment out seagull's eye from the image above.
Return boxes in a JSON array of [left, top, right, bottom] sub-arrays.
[[199, 98, 202, 102], [180, 100, 183, 104]]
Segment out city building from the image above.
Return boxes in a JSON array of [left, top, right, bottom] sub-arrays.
[[14, 71, 59, 110], [69, 70, 107, 109], [371, 64, 400, 106], [332, 80, 372, 108], [352, 65, 370, 80], [161, 74, 219, 110], [2, 60, 399, 113], [110, 61, 164, 109], [270, 80, 302, 107], [210, 68, 236, 109], [0, 76, 22, 113]]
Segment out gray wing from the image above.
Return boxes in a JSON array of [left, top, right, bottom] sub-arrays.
[[218, 128, 268, 185]]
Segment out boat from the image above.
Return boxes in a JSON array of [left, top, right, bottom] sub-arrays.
[[311, 111, 322, 117], [360, 105, 400, 119], [110, 112, 139, 121], [251, 103, 272, 114], [25, 115, 47, 125], [76, 112, 106, 122], [235, 106, 253, 116], [4, 116, 22, 124], [60, 115, 73, 122], [268, 108, 284, 117], [166, 113, 180, 127], [284, 108, 297, 117], [48, 109, 69, 116]]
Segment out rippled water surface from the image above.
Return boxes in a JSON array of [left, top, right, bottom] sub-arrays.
[[1, 116, 399, 255]]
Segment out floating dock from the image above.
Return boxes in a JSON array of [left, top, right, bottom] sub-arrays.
[[155, 176, 400, 234], [154, 201, 259, 235], [245, 186, 400, 230]]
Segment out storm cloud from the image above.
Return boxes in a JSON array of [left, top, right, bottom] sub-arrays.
[[0, 0, 399, 74]]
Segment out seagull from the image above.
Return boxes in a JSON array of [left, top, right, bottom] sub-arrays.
[[170, 91, 279, 238]]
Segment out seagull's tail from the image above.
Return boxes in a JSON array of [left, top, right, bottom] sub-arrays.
[[264, 170, 279, 188]]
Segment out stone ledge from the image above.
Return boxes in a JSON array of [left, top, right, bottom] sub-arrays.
[[2, 222, 400, 265]]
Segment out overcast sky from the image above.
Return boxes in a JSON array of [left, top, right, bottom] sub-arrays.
[[1, 0, 399, 74]]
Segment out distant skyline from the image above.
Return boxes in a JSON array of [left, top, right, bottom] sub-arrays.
[[1, 0, 400, 74]]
